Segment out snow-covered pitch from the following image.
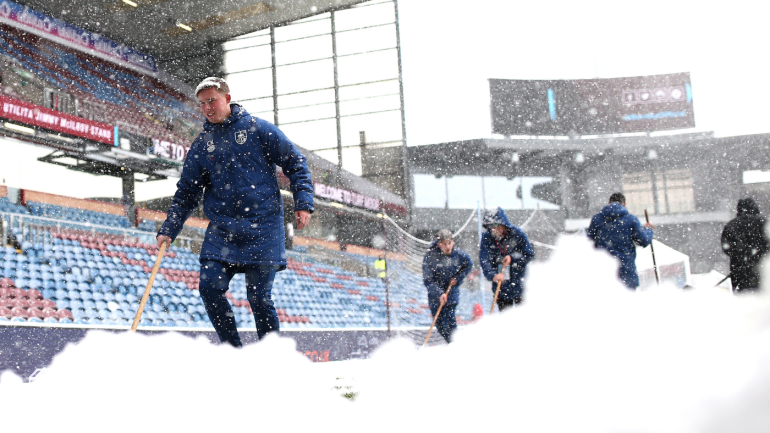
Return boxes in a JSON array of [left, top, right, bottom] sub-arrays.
[[2, 235, 769, 432]]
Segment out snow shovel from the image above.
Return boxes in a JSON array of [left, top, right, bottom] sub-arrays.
[[489, 264, 504, 315], [715, 273, 731, 288], [422, 280, 456, 347], [644, 210, 660, 286], [422, 263, 469, 346], [131, 241, 168, 332]]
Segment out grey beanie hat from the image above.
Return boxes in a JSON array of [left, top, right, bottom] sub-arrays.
[[436, 229, 453, 241]]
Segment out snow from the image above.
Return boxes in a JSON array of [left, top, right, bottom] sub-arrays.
[[691, 270, 733, 291], [2, 235, 770, 432], [195, 77, 224, 96]]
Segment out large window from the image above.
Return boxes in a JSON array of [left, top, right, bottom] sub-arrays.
[[744, 170, 770, 184], [412, 174, 447, 208], [223, 0, 404, 176], [622, 169, 695, 215], [621, 172, 655, 216]]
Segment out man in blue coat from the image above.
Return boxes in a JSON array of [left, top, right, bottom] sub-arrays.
[[480, 208, 534, 311], [422, 229, 472, 343], [157, 77, 314, 346], [587, 193, 653, 289]]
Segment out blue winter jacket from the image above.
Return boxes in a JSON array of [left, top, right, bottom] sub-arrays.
[[586, 202, 653, 288], [479, 208, 535, 300], [158, 104, 314, 268], [422, 241, 472, 308]]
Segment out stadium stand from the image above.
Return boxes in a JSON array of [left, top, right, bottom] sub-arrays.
[[0, 196, 28, 215], [0, 23, 201, 144], [0, 6, 440, 332], [27, 202, 132, 229], [0, 190, 438, 330]]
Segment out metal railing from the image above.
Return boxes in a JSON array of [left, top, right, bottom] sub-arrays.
[[0, 212, 202, 249]]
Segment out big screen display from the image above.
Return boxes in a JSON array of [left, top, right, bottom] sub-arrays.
[[490, 73, 694, 136]]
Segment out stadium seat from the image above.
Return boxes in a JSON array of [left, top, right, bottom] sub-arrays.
[[10, 307, 28, 318], [56, 309, 73, 320], [26, 308, 44, 319]]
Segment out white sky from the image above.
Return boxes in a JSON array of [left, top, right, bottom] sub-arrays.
[[4, 0, 770, 201], [398, 0, 770, 145]]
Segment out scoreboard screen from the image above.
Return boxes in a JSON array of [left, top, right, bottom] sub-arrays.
[[490, 73, 694, 136]]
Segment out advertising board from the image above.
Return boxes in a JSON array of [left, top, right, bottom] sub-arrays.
[[490, 73, 694, 136]]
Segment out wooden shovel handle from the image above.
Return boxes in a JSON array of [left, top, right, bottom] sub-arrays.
[[130, 241, 168, 332]]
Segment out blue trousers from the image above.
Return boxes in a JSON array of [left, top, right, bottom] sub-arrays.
[[429, 302, 457, 343], [199, 260, 279, 347]]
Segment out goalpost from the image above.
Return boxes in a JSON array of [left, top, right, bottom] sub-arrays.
[[378, 205, 564, 345]]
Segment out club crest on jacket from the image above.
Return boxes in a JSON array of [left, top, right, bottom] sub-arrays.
[[235, 130, 247, 145], [206, 141, 215, 152]]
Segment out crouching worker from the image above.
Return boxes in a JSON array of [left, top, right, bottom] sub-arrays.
[[480, 208, 534, 311], [422, 229, 472, 343], [157, 77, 314, 347]]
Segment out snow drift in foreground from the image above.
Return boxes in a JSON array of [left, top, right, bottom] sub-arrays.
[[2, 236, 770, 432]]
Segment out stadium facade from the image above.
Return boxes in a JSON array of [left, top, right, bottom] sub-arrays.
[[359, 132, 770, 275]]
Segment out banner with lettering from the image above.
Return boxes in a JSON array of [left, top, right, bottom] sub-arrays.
[[0, 95, 114, 144], [314, 182, 381, 211], [151, 137, 190, 163]]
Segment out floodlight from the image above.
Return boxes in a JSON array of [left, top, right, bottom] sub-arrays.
[[4, 122, 35, 135]]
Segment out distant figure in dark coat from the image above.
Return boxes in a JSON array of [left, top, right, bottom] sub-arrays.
[[587, 193, 654, 289], [721, 198, 769, 293], [422, 229, 472, 343], [158, 77, 314, 346], [479, 208, 534, 310]]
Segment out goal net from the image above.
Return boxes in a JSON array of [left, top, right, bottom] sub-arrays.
[[380, 207, 564, 346]]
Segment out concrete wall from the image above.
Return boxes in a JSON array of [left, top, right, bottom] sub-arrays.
[[360, 144, 406, 199]]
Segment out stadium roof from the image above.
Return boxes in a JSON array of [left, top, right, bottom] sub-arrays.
[[18, 0, 367, 60], [406, 131, 770, 177]]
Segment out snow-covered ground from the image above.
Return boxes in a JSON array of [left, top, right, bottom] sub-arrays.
[[691, 270, 733, 291], [2, 235, 769, 432]]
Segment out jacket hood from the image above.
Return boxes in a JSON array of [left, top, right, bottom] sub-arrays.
[[601, 202, 630, 223], [203, 103, 248, 130], [737, 198, 761, 216], [482, 207, 514, 230]]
